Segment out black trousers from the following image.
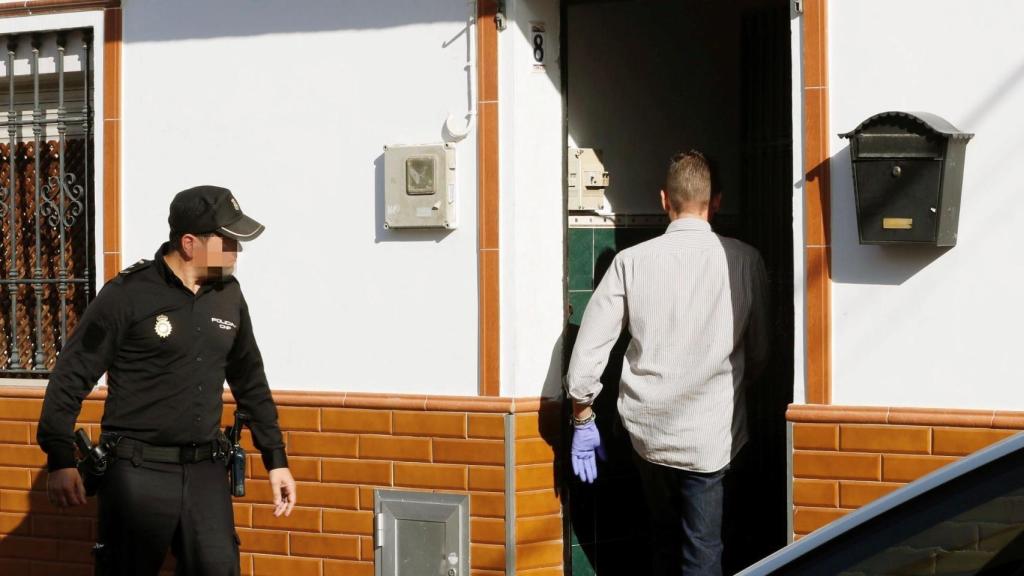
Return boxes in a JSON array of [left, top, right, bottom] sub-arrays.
[[95, 457, 240, 576], [634, 450, 729, 576]]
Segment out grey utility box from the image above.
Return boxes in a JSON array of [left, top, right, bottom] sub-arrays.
[[840, 111, 973, 247], [384, 143, 458, 230], [567, 147, 610, 212], [374, 489, 469, 576]]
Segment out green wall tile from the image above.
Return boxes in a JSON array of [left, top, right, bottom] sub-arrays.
[[593, 228, 617, 287], [569, 291, 592, 327], [572, 544, 598, 576], [568, 227, 594, 290]]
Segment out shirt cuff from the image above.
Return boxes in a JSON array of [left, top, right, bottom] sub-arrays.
[[565, 379, 601, 407], [46, 446, 78, 471], [262, 448, 289, 471]]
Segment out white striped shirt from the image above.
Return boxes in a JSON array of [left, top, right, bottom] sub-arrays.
[[566, 217, 770, 473]]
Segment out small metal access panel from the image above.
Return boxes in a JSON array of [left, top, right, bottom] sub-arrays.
[[375, 489, 469, 576]]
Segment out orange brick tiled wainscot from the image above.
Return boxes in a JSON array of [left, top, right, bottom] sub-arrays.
[[788, 404, 1024, 539], [0, 387, 564, 576]]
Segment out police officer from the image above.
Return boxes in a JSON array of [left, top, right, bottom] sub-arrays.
[[37, 185, 297, 576]]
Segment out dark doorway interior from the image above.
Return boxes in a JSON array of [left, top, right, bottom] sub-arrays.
[[562, 1, 794, 573]]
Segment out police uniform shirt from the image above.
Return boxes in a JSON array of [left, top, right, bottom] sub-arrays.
[[38, 243, 288, 472]]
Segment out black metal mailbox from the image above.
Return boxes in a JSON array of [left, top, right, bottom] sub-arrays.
[[840, 111, 973, 246]]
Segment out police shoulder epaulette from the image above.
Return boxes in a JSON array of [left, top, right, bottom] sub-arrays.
[[119, 259, 152, 276]]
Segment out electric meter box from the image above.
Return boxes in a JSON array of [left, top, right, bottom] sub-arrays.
[[384, 143, 457, 230], [568, 147, 609, 211]]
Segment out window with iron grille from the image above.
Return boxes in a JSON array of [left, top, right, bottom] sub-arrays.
[[0, 29, 95, 377]]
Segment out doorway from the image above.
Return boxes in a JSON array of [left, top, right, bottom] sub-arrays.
[[561, 0, 794, 573]]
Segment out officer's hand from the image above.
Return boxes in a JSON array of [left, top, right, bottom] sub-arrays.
[[268, 467, 296, 517], [47, 467, 87, 508]]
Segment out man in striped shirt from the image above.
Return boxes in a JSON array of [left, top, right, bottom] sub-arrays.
[[566, 151, 770, 576]]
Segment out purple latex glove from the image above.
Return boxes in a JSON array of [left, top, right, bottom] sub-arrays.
[[571, 421, 606, 483]]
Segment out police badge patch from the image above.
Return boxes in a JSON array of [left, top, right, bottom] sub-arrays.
[[154, 315, 173, 339]]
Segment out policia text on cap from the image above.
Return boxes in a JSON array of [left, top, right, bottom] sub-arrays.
[[37, 185, 297, 576]]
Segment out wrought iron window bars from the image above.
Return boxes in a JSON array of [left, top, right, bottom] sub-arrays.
[[0, 30, 94, 376]]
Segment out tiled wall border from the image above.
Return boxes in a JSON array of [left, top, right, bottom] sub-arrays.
[[0, 0, 123, 282], [788, 404, 1024, 429], [477, 0, 500, 396], [787, 403, 1024, 536], [0, 0, 118, 17], [0, 386, 543, 414], [0, 387, 563, 575], [802, 0, 831, 404]]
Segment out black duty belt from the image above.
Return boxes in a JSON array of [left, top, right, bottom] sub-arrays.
[[114, 438, 225, 465]]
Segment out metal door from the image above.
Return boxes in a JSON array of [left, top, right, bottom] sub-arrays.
[[375, 490, 469, 576]]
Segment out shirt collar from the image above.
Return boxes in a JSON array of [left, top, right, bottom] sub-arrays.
[[154, 242, 186, 289], [154, 242, 221, 295], [666, 216, 712, 233]]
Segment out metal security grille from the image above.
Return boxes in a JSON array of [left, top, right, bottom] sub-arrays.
[[0, 30, 94, 376]]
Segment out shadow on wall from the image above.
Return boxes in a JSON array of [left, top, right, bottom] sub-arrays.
[[0, 472, 213, 574], [827, 146, 950, 286], [0, 468, 168, 573], [962, 56, 1024, 129], [124, 0, 473, 41]]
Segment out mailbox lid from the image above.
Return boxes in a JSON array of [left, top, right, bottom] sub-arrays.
[[841, 111, 974, 140], [853, 158, 943, 244], [841, 111, 974, 160]]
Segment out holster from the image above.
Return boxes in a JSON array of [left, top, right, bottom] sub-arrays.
[[225, 412, 249, 498], [228, 443, 247, 497], [75, 429, 117, 497]]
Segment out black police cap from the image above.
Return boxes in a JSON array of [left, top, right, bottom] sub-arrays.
[[168, 185, 264, 242]]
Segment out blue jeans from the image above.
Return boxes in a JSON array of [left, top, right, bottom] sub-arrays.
[[634, 451, 727, 576]]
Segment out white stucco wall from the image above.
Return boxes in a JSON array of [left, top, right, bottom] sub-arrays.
[[120, 0, 480, 394], [499, 0, 564, 398], [828, 0, 1024, 409]]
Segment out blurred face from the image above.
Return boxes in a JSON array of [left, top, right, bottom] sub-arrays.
[[186, 233, 241, 279]]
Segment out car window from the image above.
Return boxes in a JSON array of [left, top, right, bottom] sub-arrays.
[[777, 446, 1024, 575]]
